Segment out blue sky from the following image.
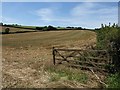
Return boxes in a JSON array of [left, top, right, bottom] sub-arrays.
[[2, 2, 118, 28]]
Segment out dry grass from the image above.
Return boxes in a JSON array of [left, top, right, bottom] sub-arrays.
[[2, 28, 99, 88], [2, 30, 96, 48], [1, 26, 35, 33]]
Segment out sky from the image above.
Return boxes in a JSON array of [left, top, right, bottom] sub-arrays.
[[1, 2, 118, 29], [1, 0, 120, 2]]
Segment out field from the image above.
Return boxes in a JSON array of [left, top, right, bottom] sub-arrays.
[[2, 27, 102, 88], [1, 26, 36, 33]]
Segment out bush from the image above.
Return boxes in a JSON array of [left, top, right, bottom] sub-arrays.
[[47, 25, 57, 30], [96, 23, 120, 73], [106, 73, 120, 88], [95, 24, 120, 88], [35, 25, 57, 31], [42, 26, 48, 31], [36, 27, 43, 30], [5, 28, 10, 34]]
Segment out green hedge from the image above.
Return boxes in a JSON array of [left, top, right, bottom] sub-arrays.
[[96, 23, 120, 73]]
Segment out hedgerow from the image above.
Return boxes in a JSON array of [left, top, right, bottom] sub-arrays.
[[96, 23, 120, 72]]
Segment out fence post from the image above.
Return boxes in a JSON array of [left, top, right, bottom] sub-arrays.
[[53, 47, 56, 65]]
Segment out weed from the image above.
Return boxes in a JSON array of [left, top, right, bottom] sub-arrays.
[[49, 73, 60, 82], [47, 66, 88, 84], [106, 73, 120, 88]]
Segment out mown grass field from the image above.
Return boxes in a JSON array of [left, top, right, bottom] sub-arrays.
[[2, 27, 102, 88], [2, 30, 96, 48]]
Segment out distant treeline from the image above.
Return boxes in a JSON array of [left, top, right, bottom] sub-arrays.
[[0, 22, 92, 31], [1, 23, 36, 30]]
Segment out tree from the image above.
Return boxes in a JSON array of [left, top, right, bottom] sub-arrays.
[[66, 26, 71, 29], [109, 22, 111, 27], [36, 27, 43, 30], [112, 23, 116, 28], [57, 26, 60, 28], [77, 27, 82, 30], [0, 22, 3, 26], [47, 25, 57, 30], [101, 24, 104, 28], [5, 28, 10, 34], [96, 23, 120, 72], [42, 26, 48, 31]]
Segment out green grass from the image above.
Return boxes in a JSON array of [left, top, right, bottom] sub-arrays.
[[106, 73, 120, 88], [47, 66, 88, 84]]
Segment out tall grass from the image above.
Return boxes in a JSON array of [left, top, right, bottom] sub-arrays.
[[46, 66, 88, 84]]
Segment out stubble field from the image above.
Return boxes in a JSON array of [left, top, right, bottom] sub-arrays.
[[2, 28, 100, 88]]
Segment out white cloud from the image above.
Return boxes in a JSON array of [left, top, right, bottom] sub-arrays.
[[0, 16, 2, 22], [35, 8, 71, 23], [2, 17, 19, 24], [71, 2, 117, 16], [71, 2, 95, 16], [35, 8, 54, 22], [70, 2, 117, 28], [32, 2, 118, 28], [34, 3, 117, 28]]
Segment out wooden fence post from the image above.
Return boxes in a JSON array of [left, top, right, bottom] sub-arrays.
[[53, 47, 56, 65]]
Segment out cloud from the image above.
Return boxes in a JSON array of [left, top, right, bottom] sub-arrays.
[[35, 8, 54, 22], [71, 2, 95, 16], [32, 2, 118, 28], [71, 2, 117, 16], [70, 2, 117, 28], [2, 17, 19, 24], [0, 16, 2, 22], [31, 2, 118, 28], [35, 7, 70, 23]]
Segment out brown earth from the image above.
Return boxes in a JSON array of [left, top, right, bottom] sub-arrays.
[[1, 29, 105, 88]]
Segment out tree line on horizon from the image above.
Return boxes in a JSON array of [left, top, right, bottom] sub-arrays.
[[0, 22, 89, 31]]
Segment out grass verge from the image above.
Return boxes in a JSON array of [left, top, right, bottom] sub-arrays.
[[45, 65, 88, 84]]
